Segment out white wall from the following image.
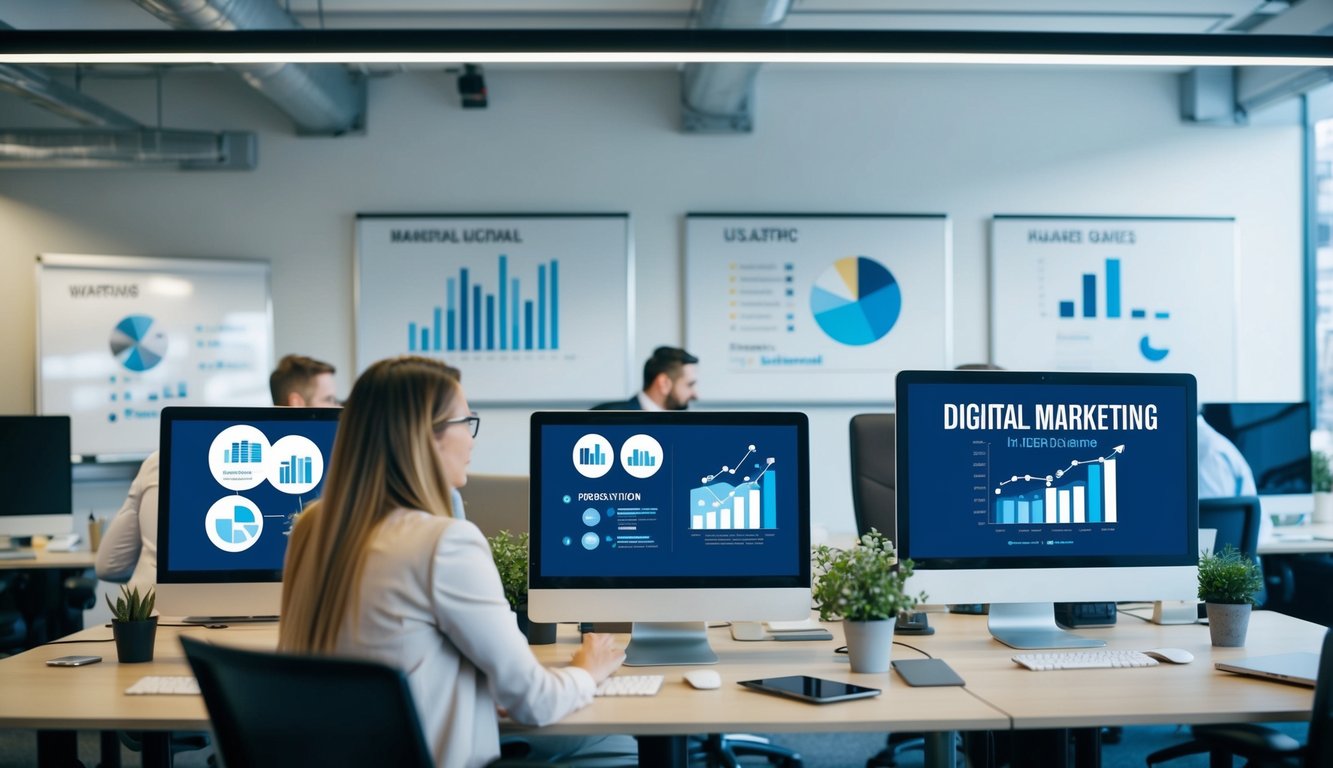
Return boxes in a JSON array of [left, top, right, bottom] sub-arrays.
[[0, 66, 1304, 536]]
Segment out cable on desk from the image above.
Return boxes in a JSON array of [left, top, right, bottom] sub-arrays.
[[44, 638, 115, 645], [834, 641, 932, 659]]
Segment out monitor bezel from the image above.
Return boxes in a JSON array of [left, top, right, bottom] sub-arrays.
[[895, 369, 1199, 571], [157, 405, 341, 585], [0, 415, 72, 519], [528, 410, 811, 591]]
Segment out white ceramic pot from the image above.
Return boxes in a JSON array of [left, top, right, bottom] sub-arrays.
[[842, 619, 894, 673], [1313, 492, 1333, 524], [1206, 602, 1252, 648]]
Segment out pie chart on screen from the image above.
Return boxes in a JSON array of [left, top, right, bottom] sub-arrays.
[[109, 314, 168, 372], [810, 256, 902, 346]]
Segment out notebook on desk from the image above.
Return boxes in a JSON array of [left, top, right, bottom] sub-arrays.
[[1215, 652, 1320, 687]]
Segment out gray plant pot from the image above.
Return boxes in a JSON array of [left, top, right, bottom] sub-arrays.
[[1206, 602, 1252, 647], [843, 619, 894, 673]]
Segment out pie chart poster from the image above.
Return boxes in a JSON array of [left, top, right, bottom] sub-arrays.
[[989, 216, 1237, 402], [37, 254, 273, 458], [685, 214, 952, 403]]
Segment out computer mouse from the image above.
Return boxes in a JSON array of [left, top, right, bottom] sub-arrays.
[[1142, 648, 1194, 664], [683, 669, 722, 690]]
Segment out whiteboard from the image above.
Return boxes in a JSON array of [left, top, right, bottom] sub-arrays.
[[37, 254, 273, 459], [990, 216, 1237, 402], [355, 214, 633, 403], [685, 214, 952, 403]]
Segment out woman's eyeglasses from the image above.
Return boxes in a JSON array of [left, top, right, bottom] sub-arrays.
[[437, 413, 480, 438]]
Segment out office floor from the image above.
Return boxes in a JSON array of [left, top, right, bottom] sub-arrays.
[[0, 724, 1308, 767]]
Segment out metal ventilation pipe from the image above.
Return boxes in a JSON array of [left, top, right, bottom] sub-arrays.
[[0, 64, 142, 128], [0, 129, 256, 169], [129, 0, 365, 135], [682, 0, 792, 133]]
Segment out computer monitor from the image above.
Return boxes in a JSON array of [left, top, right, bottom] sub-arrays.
[[895, 370, 1198, 649], [528, 411, 811, 666], [0, 415, 73, 540], [157, 406, 340, 621], [1200, 402, 1312, 518]]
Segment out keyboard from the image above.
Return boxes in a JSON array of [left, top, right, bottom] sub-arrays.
[[125, 675, 201, 695], [1012, 650, 1160, 671], [0, 550, 36, 561], [595, 674, 664, 697]]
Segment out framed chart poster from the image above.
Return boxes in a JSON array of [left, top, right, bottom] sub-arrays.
[[37, 253, 273, 459], [991, 215, 1237, 402], [685, 214, 952, 404], [355, 214, 633, 403]]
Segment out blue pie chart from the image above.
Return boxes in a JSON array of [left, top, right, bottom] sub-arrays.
[[109, 314, 168, 372], [810, 257, 902, 346], [214, 505, 260, 545]]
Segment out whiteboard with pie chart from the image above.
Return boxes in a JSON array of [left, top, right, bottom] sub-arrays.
[[36, 253, 273, 459], [685, 214, 952, 403]]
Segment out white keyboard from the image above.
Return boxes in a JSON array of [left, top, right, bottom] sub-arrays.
[[1013, 650, 1159, 671], [125, 675, 201, 695], [595, 674, 664, 697]]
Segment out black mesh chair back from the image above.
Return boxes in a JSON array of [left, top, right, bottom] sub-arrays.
[[180, 635, 434, 768], [849, 413, 896, 542], [1198, 496, 1262, 558]]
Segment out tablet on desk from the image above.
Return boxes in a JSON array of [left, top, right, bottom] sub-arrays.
[[738, 675, 880, 704]]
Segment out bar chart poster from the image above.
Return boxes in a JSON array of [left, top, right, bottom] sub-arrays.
[[37, 254, 273, 458], [685, 214, 952, 403], [355, 215, 633, 402], [990, 216, 1237, 402]]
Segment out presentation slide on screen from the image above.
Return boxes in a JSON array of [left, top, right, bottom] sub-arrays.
[[164, 420, 337, 573], [903, 382, 1189, 560], [538, 424, 801, 578]]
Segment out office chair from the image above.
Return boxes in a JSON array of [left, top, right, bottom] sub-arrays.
[[459, 473, 531, 538], [1199, 495, 1266, 607], [1145, 626, 1332, 768]]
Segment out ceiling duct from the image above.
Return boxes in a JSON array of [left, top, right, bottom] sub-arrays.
[[0, 128, 256, 169], [0, 63, 140, 128], [128, 0, 365, 135], [681, 0, 791, 133]]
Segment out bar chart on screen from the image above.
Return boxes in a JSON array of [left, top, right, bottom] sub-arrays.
[[689, 444, 778, 531], [980, 441, 1124, 526]]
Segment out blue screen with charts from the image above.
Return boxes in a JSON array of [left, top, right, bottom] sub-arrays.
[[897, 373, 1196, 566], [159, 408, 339, 580], [530, 413, 809, 585]]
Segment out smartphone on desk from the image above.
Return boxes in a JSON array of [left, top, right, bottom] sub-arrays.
[[46, 655, 102, 667], [738, 675, 880, 704]]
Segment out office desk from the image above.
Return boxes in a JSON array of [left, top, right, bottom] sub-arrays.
[[0, 548, 96, 570], [0, 548, 96, 648], [1260, 522, 1333, 555], [0, 612, 1323, 768]]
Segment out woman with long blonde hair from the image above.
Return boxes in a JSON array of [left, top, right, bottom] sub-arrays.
[[280, 356, 622, 768]]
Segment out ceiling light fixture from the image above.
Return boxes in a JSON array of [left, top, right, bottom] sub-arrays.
[[0, 29, 1330, 67]]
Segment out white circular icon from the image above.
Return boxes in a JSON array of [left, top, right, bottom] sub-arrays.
[[208, 425, 271, 491], [581, 532, 601, 550], [619, 434, 664, 479], [572, 434, 614, 479], [204, 495, 264, 553], [266, 435, 325, 495]]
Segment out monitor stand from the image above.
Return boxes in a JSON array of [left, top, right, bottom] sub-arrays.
[[624, 621, 718, 666], [988, 603, 1106, 650]]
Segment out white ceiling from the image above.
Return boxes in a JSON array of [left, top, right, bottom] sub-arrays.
[[0, 0, 1306, 34]]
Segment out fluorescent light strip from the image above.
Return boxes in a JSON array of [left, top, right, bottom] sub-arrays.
[[3, 52, 1332, 66]]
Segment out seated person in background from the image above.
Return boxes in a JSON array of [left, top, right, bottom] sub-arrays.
[[95, 354, 340, 589], [279, 356, 624, 768], [592, 346, 698, 411], [1197, 412, 1271, 539]]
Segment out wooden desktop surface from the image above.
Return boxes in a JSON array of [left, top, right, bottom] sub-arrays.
[[1259, 521, 1333, 555], [0, 548, 96, 571], [0, 610, 1324, 741]]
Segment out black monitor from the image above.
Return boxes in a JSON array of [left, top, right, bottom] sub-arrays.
[[0, 416, 73, 539], [1199, 402, 1312, 495], [157, 406, 340, 621]]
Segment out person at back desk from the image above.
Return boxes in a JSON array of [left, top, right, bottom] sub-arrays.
[[95, 354, 341, 589], [279, 356, 624, 768], [592, 346, 698, 411]]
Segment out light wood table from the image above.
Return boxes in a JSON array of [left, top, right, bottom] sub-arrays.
[[1259, 522, 1333, 555], [0, 547, 96, 570], [0, 611, 1324, 768]]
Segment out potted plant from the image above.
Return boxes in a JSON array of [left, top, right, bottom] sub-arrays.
[[106, 584, 158, 663], [1313, 451, 1333, 523], [488, 530, 556, 645], [1198, 545, 1262, 647], [813, 529, 925, 673]]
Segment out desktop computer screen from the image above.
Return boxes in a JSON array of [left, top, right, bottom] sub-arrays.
[[157, 406, 340, 620], [896, 370, 1198, 649], [1200, 402, 1311, 516], [528, 411, 810, 665], [0, 415, 73, 539]]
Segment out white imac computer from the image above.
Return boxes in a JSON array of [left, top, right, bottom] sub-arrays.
[[157, 406, 340, 621], [0, 416, 74, 541], [1200, 402, 1312, 520], [528, 411, 811, 666], [895, 370, 1199, 650]]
